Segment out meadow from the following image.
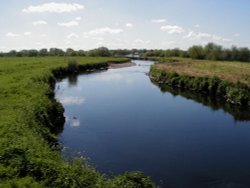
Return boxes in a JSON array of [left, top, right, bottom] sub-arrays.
[[0, 57, 156, 187], [150, 58, 250, 106]]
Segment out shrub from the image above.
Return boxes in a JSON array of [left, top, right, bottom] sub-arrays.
[[68, 59, 78, 73]]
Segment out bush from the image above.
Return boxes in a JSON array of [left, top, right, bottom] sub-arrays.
[[105, 172, 156, 188], [68, 59, 78, 73]]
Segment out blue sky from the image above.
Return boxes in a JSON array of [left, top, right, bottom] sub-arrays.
[[0, 0, 249, 51]]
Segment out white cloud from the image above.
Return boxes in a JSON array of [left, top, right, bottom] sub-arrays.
[[75, 16, 82, 21], [84, 27, 123, 36], [23, 2, 84, 13], [33, 20, 47, 26], [233, 33, 240, 37], [221, 38, 232, 42], [0, 46, 7, 50], [152, 19, 166, 23], [24, 32, 32, 36], [6, 32, 20, 37], [161, 25, 185, 34], [67, 33, 79, 39], [184, 31, 232, 43], [134, 39, 151, 44], [184, 31, 211, 39], [194, 24, 200, 28], [58, 20, 79, 27], [126, 23, 133, 28]]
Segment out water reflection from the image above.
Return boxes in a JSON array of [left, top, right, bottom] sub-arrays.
[[151, 80, 250, 121], [68, 74, 78, 86], [55, 60, 250, 188], [65, 116, 81, 128], [92, 73, 123, 82], [58, 96, 85, 106]]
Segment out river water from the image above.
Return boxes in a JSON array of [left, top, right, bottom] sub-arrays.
[[55, 60, 250, 188]]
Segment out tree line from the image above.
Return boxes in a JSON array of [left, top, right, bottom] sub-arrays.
[[0, 47, 112, 57], [1, 43, 250, 62], [141, 43, 250, 62], [187, 43, 250, 62]]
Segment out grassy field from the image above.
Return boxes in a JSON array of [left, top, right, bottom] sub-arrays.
[[153, 58, 250, 86], [0, 57, 156, 187], [150, 58, 250, 106]]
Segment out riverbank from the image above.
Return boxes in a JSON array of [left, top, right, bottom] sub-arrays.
[[109, 62, 136, 69], [0, 57, 156, 187], [150, 58, 250, 106]]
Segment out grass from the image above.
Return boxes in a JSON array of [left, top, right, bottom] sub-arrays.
[[0, 57, 156, 187], [153, 57, 250, 86], [150, 58, 250, 106]]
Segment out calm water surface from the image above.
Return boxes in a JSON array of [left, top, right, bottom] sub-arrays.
[[55, 60, 250, 188]]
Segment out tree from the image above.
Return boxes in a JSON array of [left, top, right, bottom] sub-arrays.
[[88, 47, 111, 57], [238, 47, 250, 62], [77, 50, 86, 56], [49, 48, 65, 56], [38, 49, 48, 56], [28, 50, 39, 57], [188, 45, 205, 59], [204, 43, 223, 60]]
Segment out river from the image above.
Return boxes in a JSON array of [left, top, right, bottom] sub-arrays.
[[55, 60, 250, 188]]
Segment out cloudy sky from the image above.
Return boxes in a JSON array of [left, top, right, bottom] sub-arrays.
[[0, 0, 250, 51]]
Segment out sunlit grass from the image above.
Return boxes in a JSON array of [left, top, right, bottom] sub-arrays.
[[0, 56, 156, 187], [154, 58, 250, 86]]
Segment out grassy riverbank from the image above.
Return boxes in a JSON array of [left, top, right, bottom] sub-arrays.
[[150, 58, 250, 106], [0, 57, 156, 187]]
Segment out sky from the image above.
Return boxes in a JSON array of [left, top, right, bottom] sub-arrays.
[[0, 0, 250, 51]]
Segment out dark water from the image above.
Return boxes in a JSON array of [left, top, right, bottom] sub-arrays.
[[55, 60, 250, 188]]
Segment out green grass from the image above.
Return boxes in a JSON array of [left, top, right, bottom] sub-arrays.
[[150, 58, 250, 106], [0, 57, 156, 187], [152, 57, 250, 86]]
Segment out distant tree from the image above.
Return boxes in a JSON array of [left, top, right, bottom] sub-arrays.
[[188, 45, 205, 59], [110, 49, 130, 56], [238, 47, 250, 62], [222, 49, 232, 61], [231, 46, 239, 61], [38, 49, 48, 56], [88, 47, 111, 57], [204, 43, 223, 60], [19, 50, 29, 57], [77, 50, 86, 56], [66, 48, 77, 56], [28, 49, 39, 57], [9, 50, 17, 57], [49, 48, 65, 56]]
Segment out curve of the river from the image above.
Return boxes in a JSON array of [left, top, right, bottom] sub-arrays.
[[55, 60, 250, 188]]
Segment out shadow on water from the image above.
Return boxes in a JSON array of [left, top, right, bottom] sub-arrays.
[[151, 79, 250, 121], [68, 74, 78, 86]]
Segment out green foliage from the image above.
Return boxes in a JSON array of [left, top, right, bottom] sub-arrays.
[[0, 57, 155, 187], [188, 45, 205, 59], [88, 47, 111, 57], [150, 66, 250, 106], [0, 177, 44, 188], [187, 43, 250, 62], [67, 59, 78, 73], [105, 172, 156, 188]]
